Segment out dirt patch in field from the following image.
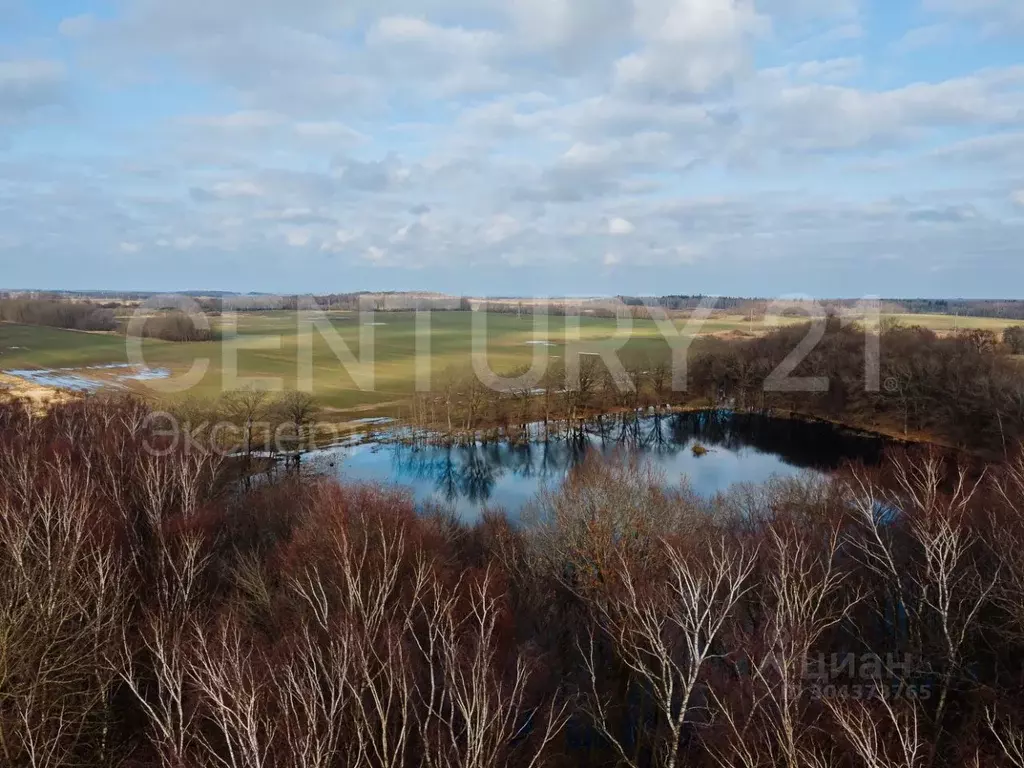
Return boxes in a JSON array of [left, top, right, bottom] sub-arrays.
[[707, 329, 758, 340], [0, 372, 76, 412], [321, 399, 406, 416]]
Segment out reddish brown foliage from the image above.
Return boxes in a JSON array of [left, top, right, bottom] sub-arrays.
[[3, 396, 1024, 767]]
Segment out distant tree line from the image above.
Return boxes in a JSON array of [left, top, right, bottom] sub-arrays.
[[620, 294, 751, 311], [131, 311, 218, 342], [15, 290, 1024, 320], [888, 298, 1024, 319], [0, 298, 117, 331]]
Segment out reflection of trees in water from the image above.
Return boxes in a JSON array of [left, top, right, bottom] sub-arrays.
[[386, 410, 886, 506], [458, 448, 497, 504], [389, 445, 496, 505], [667, 411, 885, 469]]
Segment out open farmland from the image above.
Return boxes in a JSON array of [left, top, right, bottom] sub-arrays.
[[883, 313, 1021, 333], [1, 311, 697, 415], [2, 309, 1020, 418]]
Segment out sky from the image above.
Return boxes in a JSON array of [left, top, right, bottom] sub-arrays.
[[1, 0, 1023, 298]]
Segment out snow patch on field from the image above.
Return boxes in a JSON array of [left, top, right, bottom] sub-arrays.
[[2, 365, 172, 391], [4, 370, 104, 392], [118, 368, 171, 382]]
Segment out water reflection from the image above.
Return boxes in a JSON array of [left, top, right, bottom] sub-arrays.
[[311, 410, 887, 522]]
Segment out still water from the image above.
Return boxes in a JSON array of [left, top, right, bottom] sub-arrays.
[[309, 410, 887, 522]]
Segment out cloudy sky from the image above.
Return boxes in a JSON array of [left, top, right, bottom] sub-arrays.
[[1, 0, 1023, 297]]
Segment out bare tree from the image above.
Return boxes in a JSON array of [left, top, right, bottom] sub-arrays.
[[581, 537, 756, 768], [826, 692, 925, 768], [118, 532, 210, 768], [711, 520, 856, 768], [413, 564, 567, 768], [0, 454, 130, 767], [223, 387, 271, 462], [188, 619, 278, 768], [848, 457, 997, 762], [275, 391, 319, 466], [987, 708, 1024, 768]]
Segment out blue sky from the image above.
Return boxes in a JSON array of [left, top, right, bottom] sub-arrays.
[[1, 0, 1023, 297]]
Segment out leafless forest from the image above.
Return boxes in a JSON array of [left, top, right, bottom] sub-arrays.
[[0, 298, 118, 332], [3, 389, 1024, 768]]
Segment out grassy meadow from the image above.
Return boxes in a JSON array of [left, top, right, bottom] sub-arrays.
[[2, 309, 1020, 418], [1, 311, 692, 415]]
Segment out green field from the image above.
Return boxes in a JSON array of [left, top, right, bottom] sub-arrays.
[[885, 313, 1019, 332], [1, 312, 689, 414], [2, 310, 1019, 417]]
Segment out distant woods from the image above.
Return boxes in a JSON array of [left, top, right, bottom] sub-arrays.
[[620, 295, 1024, 320], [130, 311, 217, 342], [0, 297, 217, 342], [0, 297, 117, 331]]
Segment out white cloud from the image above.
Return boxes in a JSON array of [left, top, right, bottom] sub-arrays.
[[58, 14, 97, 38], [1013, 191, 1024, 208], [284, 228, 312, 247], [893, 24, 954, 53], [184, 111, 285, 131], [211, 180, 265, 198], [483, 214, 521, 243], [608, 217, 636, 235], [736, 65, 1024, 154], [293, 121, 364, 141], [0, 59, 66, 119], [370, 16, 501, 55], [793, 57, 862, 82], [6, 0, 1024, 294], [615, 0, 768, 95], [760, 0, 858, 19]]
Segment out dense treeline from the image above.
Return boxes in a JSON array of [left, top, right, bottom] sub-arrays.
[[688, 320, 1024, 454], [3, 395, 1024, 766], [620, 295, 751, 312], [617, 296, 1024, 320], [190, 293, 468, 314], [410, 321, 1024, 456], [893, 298, 1024, 320], [0, 298, 220, 342], [10, 291, 1024, 320], [0, 298, 117, 331], [132, 311, 219, 342]]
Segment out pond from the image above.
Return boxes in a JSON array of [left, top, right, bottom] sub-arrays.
[[308, 410, 889, 522]]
